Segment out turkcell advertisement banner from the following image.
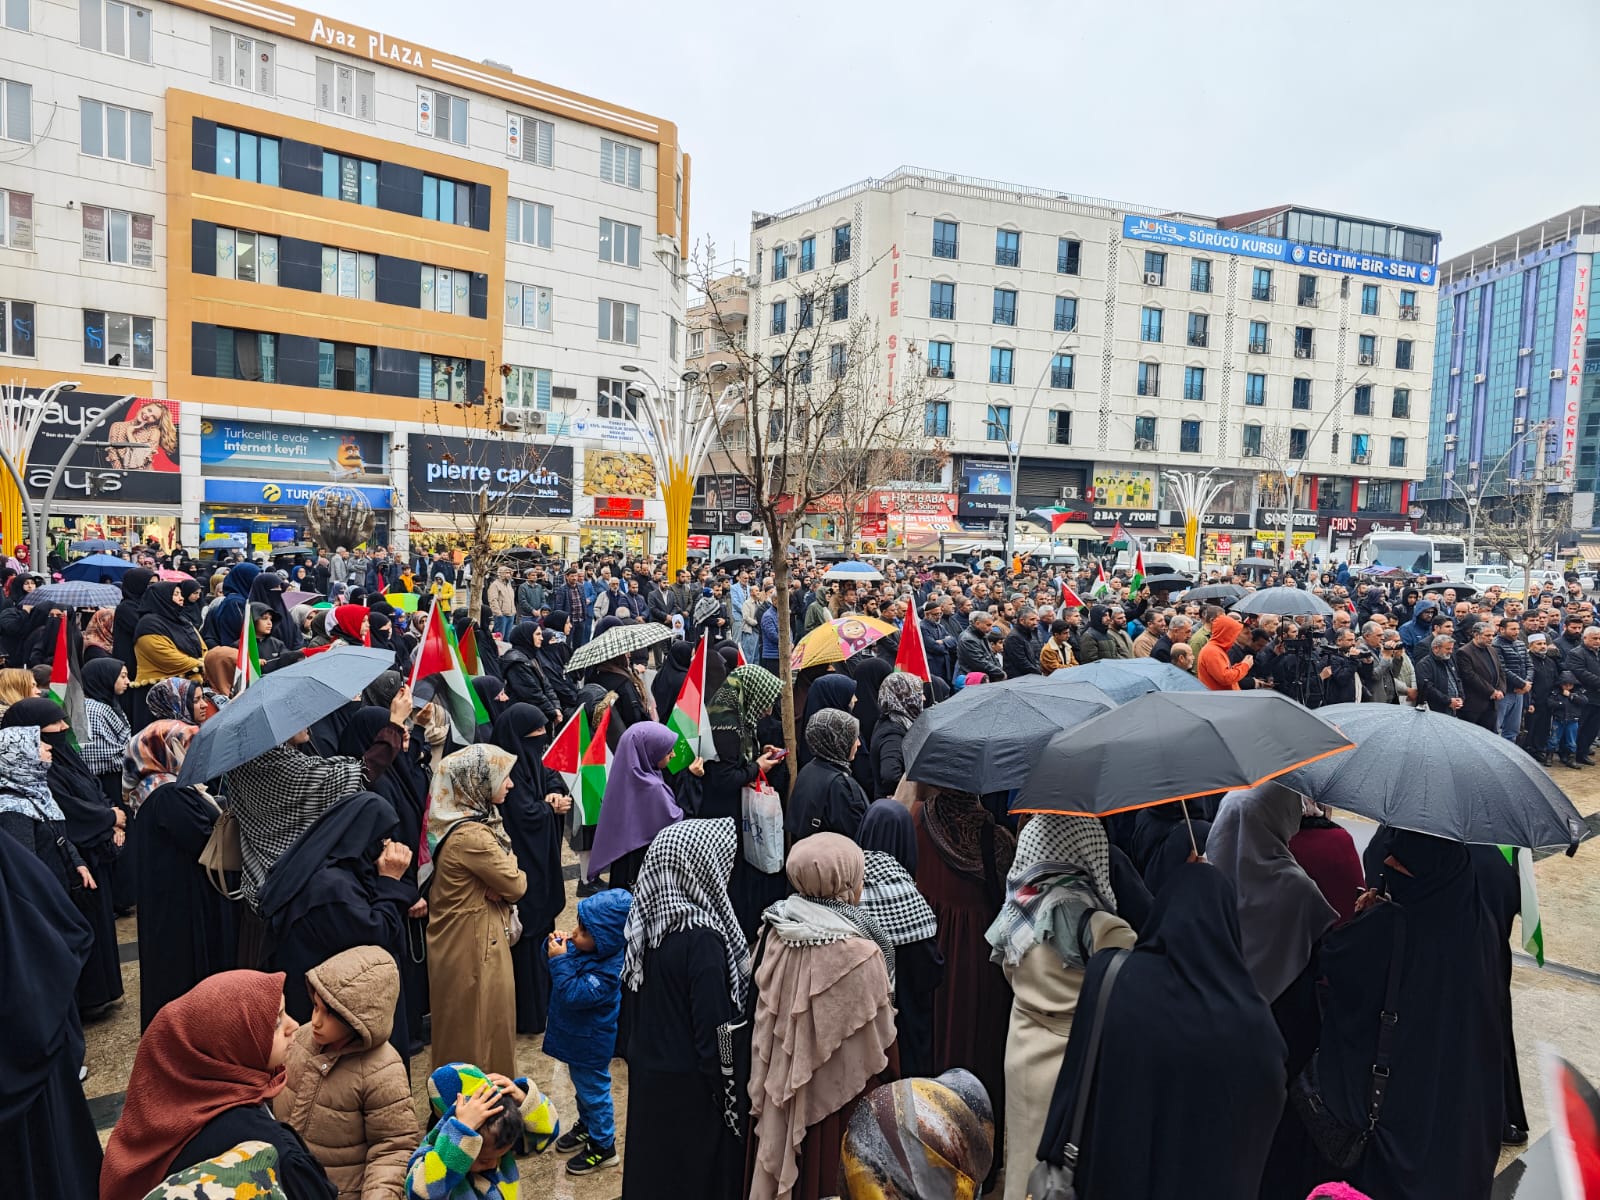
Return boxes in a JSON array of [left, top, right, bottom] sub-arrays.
[[1122, 215, 1436, 285]]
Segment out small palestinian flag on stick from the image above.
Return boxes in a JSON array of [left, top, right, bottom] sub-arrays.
[[665, 633, 716, 772]]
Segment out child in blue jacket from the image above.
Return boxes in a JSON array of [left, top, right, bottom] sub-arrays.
[[543, 887, 632, 1175]]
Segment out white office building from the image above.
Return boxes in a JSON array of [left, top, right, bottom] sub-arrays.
[[749, 168, 1440, 556]]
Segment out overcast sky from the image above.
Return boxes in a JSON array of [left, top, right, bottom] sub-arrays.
[[336, 0, 1600, 267]]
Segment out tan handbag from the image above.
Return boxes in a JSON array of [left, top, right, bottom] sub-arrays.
[[197, 797, 244, 899]]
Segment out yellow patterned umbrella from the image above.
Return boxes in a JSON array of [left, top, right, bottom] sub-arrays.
[[790, 613, 898, 670]]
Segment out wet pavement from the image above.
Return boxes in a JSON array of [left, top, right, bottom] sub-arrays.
[[83, 765, 1600, 1198]]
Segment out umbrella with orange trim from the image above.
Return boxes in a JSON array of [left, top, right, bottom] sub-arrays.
[[1010, 691, 1354, 820]]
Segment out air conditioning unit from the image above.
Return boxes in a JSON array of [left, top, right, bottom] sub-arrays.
[[524, 410, 548, 433], [1358, 354, 1375, 365], [1468, 461, 1480, 471], [1354, 453, 1371, 464], [1444, 469, 1455, 479], [782, 240, 801, 261], [1295, 346, 1313, 358], [1513, 417, 1527, 434], [1514, 387, 1529, 398], [1444, 434, 1458, 448], [1142, 272, 1162, 286], [1451, 366, 1461, 375], [1135, 437, 1156, 450], [1551, 369, 1565, 380], [1519, 347, 1533, 356], [1445, 410, 1457, 424], [1474, 373, 1486, 383], [1059, 485, 1080, 500]]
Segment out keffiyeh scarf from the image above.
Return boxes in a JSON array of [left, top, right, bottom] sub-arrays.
[[763, 892, 899, 987], [623, 817, 750, 1007], [709, 665, 782, 761], [985, 814, 1116, 970], [860, 850, 938, 948]]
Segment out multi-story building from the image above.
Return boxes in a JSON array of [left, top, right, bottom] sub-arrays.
[[0, 0, 687, 555], [1416, 206, 1598, 538], [683, 272, 759, 553], [749, 168, 1439, 558]]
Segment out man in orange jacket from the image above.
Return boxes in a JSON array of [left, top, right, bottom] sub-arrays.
[[1197, 613, 1253, 690]]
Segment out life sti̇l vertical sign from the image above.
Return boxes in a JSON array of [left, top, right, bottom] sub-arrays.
[[1122, 215, 1437, 285]]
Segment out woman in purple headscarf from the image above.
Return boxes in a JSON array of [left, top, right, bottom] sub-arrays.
[[587, 722, 685, 894]]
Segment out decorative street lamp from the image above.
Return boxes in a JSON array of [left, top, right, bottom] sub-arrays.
[[1161, 467, 1227, 569], [621, 363, 743, 574]]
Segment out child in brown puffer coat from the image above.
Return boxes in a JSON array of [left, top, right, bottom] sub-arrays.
[[274, 945, 421, 1198]]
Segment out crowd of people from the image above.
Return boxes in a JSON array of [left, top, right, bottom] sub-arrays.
[[0, 539, 1565, 1200]]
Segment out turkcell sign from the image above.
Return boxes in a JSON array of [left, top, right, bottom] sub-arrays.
[[1122, 215, 1436, 285]]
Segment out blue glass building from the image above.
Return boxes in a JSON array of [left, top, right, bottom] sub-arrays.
[[1419, 207, 1600, 532]]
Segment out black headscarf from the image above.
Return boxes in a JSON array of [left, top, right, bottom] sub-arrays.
[[81, 657, 125, 706], [2, 698, 115, 849], [366, 610, 405, 670], [113, 566, 155, 668], [1037, 863, 1286, 1196], [306, 699, 361, 759], [0, 820, 93, 1126], [177, 578, 205, 630], [798, 673, 856, 767], [856, 797, 918, 874], [134, 581, 204, 658], [249, 573, 300, 649], [340, 707, 425, 868], [472, 675, 506, 724], [256, 791, 398, 935], [852, 657, 893, 746], [489, 703, 566, 930]]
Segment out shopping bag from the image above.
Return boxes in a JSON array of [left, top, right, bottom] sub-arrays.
[[740, 774, 785, 873]]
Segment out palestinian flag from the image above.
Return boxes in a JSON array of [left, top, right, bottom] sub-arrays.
[[666, 633, 716, 773], [1061, 583, 1086, 609], [736, 645, 748, 667], [894, 591, 931, 682], [543, 705, 611, 829], [1500, 844, 1544, 966], [1542, 1049, 1600, 1199], [1088, 564, 1111, 599], [458, 624, 480, 675], [46, 614, 86, 746], [1130, 548, 1146, 593], [374, 572, 387, 597], [235, 607, 261, 692], [407, 603, 489, 744]]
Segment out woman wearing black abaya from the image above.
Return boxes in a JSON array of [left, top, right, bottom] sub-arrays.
[[694, 665, 785, 936], [1302, 829, 1506, 1198], [794, 673, 856, 769], [1127, 797, 1212, 896], [650, 639, 695, 722], [500, 622, 562, 727], [199, 561, 256, 655], [256, 792, 415, 1063], [850, 656, 892, 794], [1036, 863, 1287, 1200], [0, 822, 102, 1198], [591, 651, 652, 743], [127, 719, 235, 1029], [339, 706, 431, 1054], [366, 608, 407, 671], [82, 657, 135, 911], [250, 570, 301, 649], [3, 697, 124, 1015], [113, 565, 154, 682], [1468, 844, 1531, 1145], [20, 601, 66, 666], [490, 703, 571, 1035]]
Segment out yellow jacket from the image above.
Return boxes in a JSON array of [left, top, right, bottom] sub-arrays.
[[133, 632, 205, 686]]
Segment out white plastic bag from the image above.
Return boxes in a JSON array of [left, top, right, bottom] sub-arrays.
[[741, 776, 785, 874]]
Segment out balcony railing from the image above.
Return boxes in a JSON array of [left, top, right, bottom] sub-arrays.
[[993, 308, 1016, 326], [926, 363, 953, 379], [1248, 338, 1271, 353], [995, 247, 1019, 267], [929, 301, 955, 319], [1054, 315, 1077, 332], [1188, 331, 1208, 348], [1191, 275, 1212, 293], [932, 238, 958, 259], [1051, 369, 1075, 388], [1298, 292, 1319, 307], [990, 366, 1014, 384], [1399, 305, 1419, 321], [1251, 285, 1276, 301], [1058, 253, 1080, 274], [833, 238, 851, 263], [1294, 345, 1314, 359]]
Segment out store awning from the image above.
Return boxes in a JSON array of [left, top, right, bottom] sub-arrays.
[[1577, 544, 1600, 564], [407, 513, 579, 536], [1054, 522, 1100, 540], [584, 518, 656, 530]]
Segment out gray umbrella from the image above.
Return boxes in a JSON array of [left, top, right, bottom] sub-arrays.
[[1229, 587, 1334, 617], [1283, 703, 1589, 851], [902, 674, 1117, 793], [68, 538, 122, 555], [30, 581, 124, 609], [565, 621, 673, 673], [1181, 583, 1247, 603], [176, 646, 397, 785], [1058, 659, 1208, 703]]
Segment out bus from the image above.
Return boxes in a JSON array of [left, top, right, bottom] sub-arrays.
[[1351, 532, 1467, 577]]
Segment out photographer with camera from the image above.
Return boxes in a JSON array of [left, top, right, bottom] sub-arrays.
[[1368, 626, 1417, 705], [1314, 627, 1375, 706]]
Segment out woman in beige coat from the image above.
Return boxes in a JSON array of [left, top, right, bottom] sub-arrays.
[[274, 945, 419, 1198], [986, 815, 1135, 1200], [424, 744, 526, 1077]]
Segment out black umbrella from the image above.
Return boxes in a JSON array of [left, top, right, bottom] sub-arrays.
[[1283, 703, 1589, 852], [177, 646, 398, 785], [902, 674, 1116, 794], [1011, 691, 1354, 817], [1229, 587, 1334, 617], [1145, 575, 1193, 593], [1059, 659, 1208, 704], [1181, 583, 1246, 603], [713, 554, 756, 571], [1435, 580, 1480, 598], [928, 562, 970, 574], [1237, 556, 1276, 570]]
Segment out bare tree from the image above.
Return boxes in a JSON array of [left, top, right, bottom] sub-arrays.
[[691, 238, 934, 757], [405, 360, 572, 618], [1473, 485, 1573, 597]]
